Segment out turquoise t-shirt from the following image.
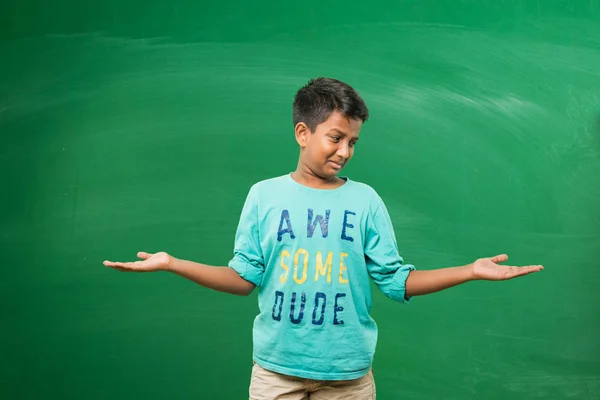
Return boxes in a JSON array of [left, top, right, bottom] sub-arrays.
[[228, 174, 415, 380]]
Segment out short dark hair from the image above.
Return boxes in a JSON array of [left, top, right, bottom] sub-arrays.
[[292, 77, 369, 131]]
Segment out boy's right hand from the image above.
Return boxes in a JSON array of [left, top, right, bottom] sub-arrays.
[[103, 251, 172, 272]]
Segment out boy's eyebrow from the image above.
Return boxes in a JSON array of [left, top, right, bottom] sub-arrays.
[[328, 128, 359, 140]]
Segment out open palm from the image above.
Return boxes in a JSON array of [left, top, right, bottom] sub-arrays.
[[473, 254, 543, 281], [103, 251, 171, 272]]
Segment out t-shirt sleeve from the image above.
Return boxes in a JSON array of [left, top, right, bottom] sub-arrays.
[[364, 197, 416, 303], [227, 186, 265, 287]]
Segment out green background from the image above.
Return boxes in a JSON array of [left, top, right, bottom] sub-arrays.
[[1, 1, 599, 398]]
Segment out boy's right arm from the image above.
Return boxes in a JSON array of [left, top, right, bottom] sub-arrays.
[[103, 251, 256, 296], [168, 256, 256, 296]]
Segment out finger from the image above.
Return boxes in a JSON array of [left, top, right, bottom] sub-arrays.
[[137, 252, 153, 260], [105, 260, 140, 270], [505, 265, 544, 278], [104, 260, 125, 267], [490, 254, 508, 264]]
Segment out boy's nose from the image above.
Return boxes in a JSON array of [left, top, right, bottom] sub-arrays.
[[336, 144, 350, 158]]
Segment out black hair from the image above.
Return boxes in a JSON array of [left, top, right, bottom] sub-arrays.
[[292, 77, 369, 131]]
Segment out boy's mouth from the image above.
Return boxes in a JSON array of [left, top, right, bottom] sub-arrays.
[[328, 160, 344, 169]]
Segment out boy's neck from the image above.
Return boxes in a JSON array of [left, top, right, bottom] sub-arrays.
[[290, 168, 346, 190]]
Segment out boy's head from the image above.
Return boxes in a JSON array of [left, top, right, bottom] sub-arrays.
[[292, 77, 369, 180]]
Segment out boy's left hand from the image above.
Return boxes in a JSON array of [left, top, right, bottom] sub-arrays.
[[471, 254, 543, 281]]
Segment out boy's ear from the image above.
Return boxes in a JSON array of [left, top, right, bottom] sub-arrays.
[[294, 122, 310, 148]]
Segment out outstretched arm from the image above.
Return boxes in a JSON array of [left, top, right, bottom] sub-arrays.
[[405, 254, 543, 297], [103, 251, 256, 296]]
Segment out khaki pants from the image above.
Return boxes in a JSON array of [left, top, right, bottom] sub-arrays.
[[249, 363, 376, 400]]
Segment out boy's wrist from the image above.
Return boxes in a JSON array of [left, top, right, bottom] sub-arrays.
[[464, 263, 477, 281], [166, 255, 176, 272]]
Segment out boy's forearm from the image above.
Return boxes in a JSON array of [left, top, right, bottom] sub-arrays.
[[168, 257, 255, 296], [405, 264, 474, 297]]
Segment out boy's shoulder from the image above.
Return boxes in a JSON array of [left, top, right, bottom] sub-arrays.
[[346, 178, 381, 197], [345, 179, 386, 210], [242, 175, 289, 199]]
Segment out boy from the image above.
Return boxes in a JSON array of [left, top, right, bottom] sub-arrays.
[[103, 77, 543, 399]]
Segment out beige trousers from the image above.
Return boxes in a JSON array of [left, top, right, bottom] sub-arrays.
[[249, 363, 376, 400]]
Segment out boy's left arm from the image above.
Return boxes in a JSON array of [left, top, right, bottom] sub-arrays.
[[405, 254, 543, 297]]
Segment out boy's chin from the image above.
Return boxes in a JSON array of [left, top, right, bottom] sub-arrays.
[[321, 170, 341, 180], [313, 164, 343, 180]]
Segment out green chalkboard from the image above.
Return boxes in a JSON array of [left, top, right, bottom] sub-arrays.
[[1, 1, 599, 399]]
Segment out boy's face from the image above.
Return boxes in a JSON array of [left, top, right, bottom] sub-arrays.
[[295, 111, 362, 179]]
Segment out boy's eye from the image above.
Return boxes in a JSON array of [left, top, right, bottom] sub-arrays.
[[350, 141, 357, 147], [330, 136, 340, 142]]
